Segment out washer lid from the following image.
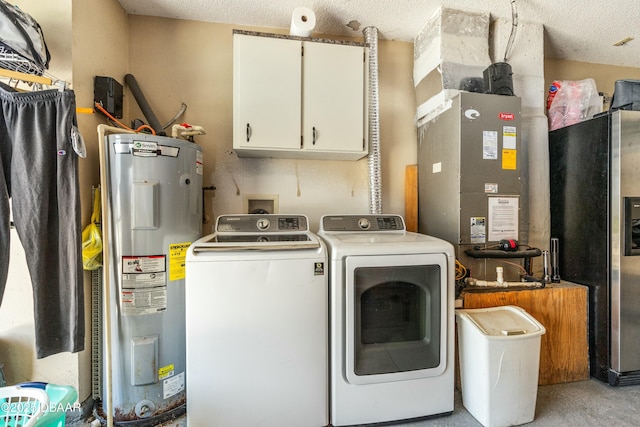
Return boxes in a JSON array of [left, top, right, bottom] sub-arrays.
[[191, 232, 321, 252]]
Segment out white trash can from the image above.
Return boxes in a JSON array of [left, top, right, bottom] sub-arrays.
[[455, 305, 546, 427]]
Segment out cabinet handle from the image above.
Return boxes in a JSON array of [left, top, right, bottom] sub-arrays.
[[312, 127, 317, 145], [246, 123, 252, 142]]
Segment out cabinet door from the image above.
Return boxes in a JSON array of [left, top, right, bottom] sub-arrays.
[[233, 34, 302, 150], [302, 42, 365, 154]]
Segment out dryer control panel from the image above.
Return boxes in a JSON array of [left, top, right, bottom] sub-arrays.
[[320, 215, 405, 232]]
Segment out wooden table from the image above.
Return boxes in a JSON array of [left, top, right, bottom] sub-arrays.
[[458, 281, 590, 385]]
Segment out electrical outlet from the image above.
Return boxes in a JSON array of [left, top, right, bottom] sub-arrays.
[[244, 194, 279, 214]]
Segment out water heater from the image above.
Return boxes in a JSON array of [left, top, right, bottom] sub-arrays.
[[101, 133, 203, 423]]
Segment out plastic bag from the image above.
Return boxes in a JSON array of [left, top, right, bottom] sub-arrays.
[[82, 188, 102, 270], [547, 78, 602, 131]]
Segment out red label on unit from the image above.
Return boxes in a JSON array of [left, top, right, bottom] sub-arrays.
[[499, 112, 515, 120]]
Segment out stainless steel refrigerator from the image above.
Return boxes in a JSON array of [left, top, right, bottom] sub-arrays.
[[418, 92, 527, 282], [549, 110, 640, 385]]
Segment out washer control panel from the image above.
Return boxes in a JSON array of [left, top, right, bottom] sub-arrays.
[[321, 215, 405, 232], [217, 214, 308, 232]]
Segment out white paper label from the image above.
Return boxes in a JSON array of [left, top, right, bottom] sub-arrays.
[[488, 197, 519, 241], [483, 131, 498, 160], [503, 126, 517, 149], [470, 217, 486, 244], [163, 372, 185, 399]]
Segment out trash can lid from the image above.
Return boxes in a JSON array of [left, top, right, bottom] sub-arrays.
[[456, 305, 546, 338]]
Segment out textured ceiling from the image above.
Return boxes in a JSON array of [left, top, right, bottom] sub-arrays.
[[117, 0, 640, 68]]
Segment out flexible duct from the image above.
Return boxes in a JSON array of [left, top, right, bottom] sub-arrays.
[[363, 26, 382, 214]]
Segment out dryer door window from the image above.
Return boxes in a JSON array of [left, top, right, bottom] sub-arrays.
[[360, 279, 426, 345], [345, 253, 448, 385]]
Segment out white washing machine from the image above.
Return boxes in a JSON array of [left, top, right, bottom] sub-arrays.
[[185, 214, 328, 427], [318, 214, 455, 426]]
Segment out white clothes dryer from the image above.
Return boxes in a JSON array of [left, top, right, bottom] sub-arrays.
[[318, 214, 455, 426], [185, 214, 328, 427]]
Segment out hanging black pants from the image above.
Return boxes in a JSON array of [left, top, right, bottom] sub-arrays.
[[0, 83, 84, 358]]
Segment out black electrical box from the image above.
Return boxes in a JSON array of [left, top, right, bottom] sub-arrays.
[[94, 76, 123, 118]]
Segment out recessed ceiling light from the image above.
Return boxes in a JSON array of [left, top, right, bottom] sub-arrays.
[[613, 37, 634, 46]]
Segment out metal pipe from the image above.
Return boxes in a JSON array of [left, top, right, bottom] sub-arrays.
[[543, 250, 551, 282], [363, 26, 382, 214], [551, 237, 561, 283]]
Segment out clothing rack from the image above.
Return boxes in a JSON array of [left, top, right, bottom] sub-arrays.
[[0, 48, 43, 75], [0, 51, 66, 90]]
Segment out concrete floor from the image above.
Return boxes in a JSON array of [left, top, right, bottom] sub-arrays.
[[79, 378, 640, 426], [399, 378, 640, 426]]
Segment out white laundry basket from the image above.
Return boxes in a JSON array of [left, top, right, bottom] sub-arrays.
[[456, 305, 546, 427], [0, 383, 77, 427], [0, 385, 49, 427]]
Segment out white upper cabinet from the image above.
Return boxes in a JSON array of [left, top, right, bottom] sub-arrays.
[[233, 34, 302, 151], [302, 41, 365, 155], [233, 31, 368, 160]]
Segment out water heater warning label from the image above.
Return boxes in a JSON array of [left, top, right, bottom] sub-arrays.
[[159, 364, 175, 380], [123, 255, 165, 274], [169, 242, 191, 281], [121, 255, 167, 316]]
